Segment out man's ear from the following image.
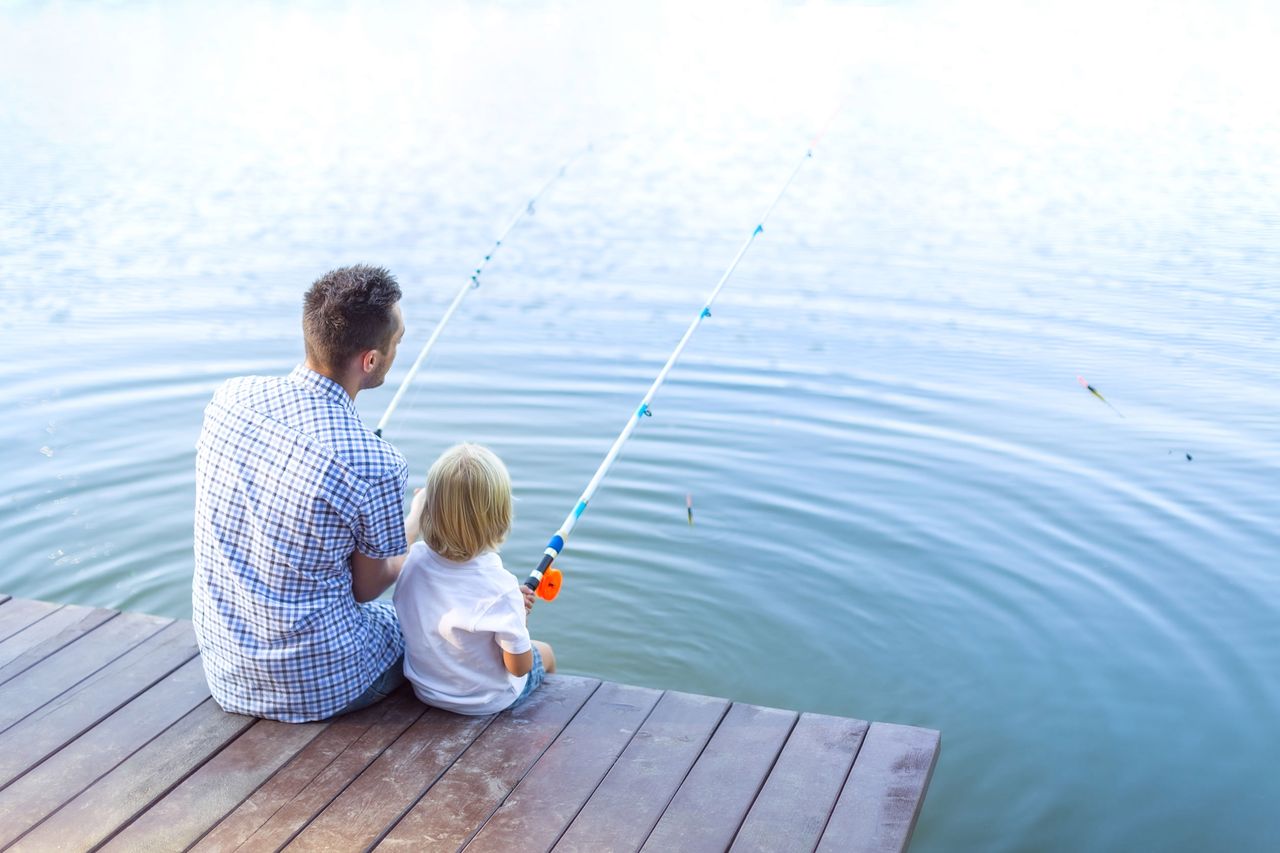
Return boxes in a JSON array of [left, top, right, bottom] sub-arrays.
[[361, 349, 379, 375]]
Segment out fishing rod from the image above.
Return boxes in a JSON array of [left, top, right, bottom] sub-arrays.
[[525, 119, 838, 601], [375, 146, 591, 437]]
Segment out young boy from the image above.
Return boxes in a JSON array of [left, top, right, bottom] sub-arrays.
[[393, 443, 556, 715]]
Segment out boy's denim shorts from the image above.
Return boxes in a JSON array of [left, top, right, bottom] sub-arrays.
[[508, 644, 545, 710]]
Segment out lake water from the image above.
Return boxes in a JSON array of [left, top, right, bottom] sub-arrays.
[[2, 1, 1277, 850]]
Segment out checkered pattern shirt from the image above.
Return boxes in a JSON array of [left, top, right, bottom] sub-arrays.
[[193, 365, 408, 722]]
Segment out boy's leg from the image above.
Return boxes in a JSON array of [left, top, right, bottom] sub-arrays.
[[507, 642, 553, 710], [531, 640, 556, 673]]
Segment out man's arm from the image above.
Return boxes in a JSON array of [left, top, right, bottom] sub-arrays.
[[350, 551, 399, 602], [350, 487, 426, 602]]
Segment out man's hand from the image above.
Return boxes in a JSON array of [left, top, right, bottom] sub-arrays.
[[521, 585, 535, 620]]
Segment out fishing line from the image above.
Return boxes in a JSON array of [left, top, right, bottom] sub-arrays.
[[375, 146, 592, 437], [525, 115, 839, 601], [1077, 375, 1194, 460]]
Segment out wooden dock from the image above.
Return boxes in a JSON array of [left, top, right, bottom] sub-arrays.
[[0, 593, 939, 852]]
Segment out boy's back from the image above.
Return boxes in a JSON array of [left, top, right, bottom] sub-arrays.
[[393, 542, 531, 715]]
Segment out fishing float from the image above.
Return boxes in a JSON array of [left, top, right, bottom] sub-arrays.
[[1077, 375, 1125, 419], [525, 118, 838, 601], [375, 146, 591, 437]]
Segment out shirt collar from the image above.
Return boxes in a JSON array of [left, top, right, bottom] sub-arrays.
[[427, 547, 503, 571], [288, 364, 356, 413]]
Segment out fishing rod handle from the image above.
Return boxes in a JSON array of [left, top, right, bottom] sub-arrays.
[[525, 539, 564, 600]]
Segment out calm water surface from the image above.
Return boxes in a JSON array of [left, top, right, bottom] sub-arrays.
[[2, 1, 1278, 850]]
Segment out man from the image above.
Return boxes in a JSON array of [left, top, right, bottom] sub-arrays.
[[193, 264, 421, 722]]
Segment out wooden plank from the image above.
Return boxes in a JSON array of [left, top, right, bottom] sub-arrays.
[[194, 690, 427, 853], [0, 604, 116, 681], [815, 722, 940, 853], [640, 703, 798, 853], [0, 604, 80, 669], [730, 713, 870, 853], [285, 702, 494, 851], [465, 681, 663, 853], [553, 690, 730, 853], [0, 610, 167, 734], [10, 698, 255, 852], [374, 675, 600, 853], [0, 597, 59, 643], [0, 655, 212, 849], [0, 620, 197, 788], [98, 717, 328, 853]]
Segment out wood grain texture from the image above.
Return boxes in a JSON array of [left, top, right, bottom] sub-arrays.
[[0, 610, 167, 733], [0, 655, 212, 848], [816, 722, 941, 853], [193, 690, 425, 853], [464, 681, 663, 853], [0, 597, 59, 644], [374, 675, 600, 853], [0, 619, 197, 788], [730, 712, 869, 853], [286, 703, 494, 852], [98, 718, 327, 853], [640, 703, 798, 853], [10, 698, 255, 852], [554, 690, 730, 853], [0, 605, 117, 684]]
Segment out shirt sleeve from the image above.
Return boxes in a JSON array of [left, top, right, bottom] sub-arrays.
[[476, 589, 532, 655], [353, 463, 409, 559]]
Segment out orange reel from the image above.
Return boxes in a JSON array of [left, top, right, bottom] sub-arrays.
[[536, 567, 563, 601]]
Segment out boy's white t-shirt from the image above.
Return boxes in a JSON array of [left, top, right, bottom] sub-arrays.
[[393, 542, 531, 715]]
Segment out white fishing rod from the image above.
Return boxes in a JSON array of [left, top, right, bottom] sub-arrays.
[[375, 146, 591, 437], [526, 118, 838, 601]]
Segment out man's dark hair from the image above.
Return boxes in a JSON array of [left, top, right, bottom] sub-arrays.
[[303, 265, 402, 370]]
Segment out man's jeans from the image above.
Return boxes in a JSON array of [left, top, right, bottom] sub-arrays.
[[332, 654, 405, 717]]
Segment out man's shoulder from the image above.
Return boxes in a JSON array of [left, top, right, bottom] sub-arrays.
[[334, 425, 407, 484], [206, 375, 405, 482], [209, 374, 292, 413], [200, 375, 288, 444]]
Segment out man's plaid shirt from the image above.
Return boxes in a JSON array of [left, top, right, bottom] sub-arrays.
[[193, 365, 408, 721]]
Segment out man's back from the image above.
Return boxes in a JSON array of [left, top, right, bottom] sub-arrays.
[[193, 365, 407, 721]]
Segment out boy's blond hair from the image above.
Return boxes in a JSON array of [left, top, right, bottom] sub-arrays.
[[422, 443, 512, 562]]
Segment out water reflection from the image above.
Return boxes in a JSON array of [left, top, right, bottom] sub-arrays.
[[2, 1, 1278, 851]]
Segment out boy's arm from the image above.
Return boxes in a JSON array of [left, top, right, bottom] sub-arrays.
[[500, 589, 534, 676], [503, 648, 534, 677], [484, 584, 534, 676]]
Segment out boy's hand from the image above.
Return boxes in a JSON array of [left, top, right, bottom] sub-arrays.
[[521, 585, 535, 617]]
